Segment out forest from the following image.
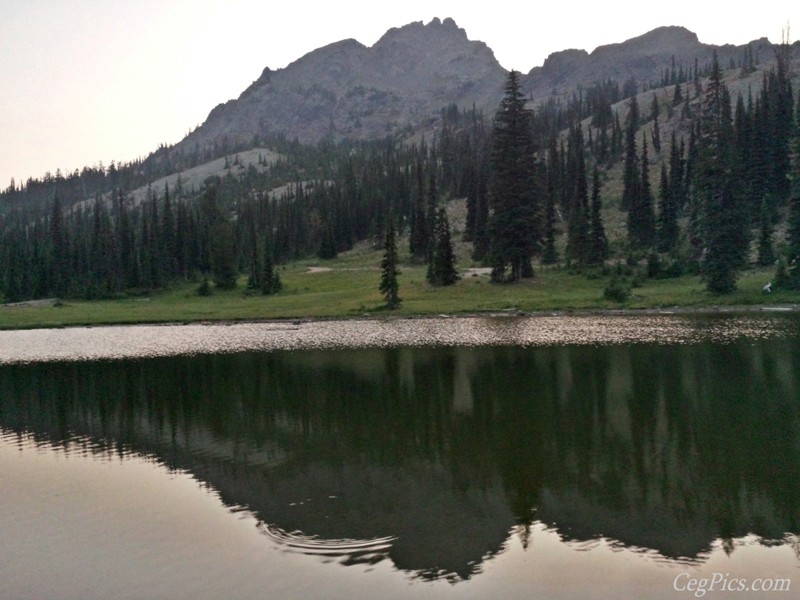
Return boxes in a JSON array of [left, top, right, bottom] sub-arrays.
[[1, 46, 799, 305]]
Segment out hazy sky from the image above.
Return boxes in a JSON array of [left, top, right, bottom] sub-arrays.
[[1, 0, 797, 187]]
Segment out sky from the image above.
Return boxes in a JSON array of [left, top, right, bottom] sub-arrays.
[[1, 0, 797, 188]]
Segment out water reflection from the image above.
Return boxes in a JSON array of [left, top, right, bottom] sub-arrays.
[[1, 334, 799, 581]]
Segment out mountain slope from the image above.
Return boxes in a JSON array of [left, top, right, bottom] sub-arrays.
[[177, 17, 506, 153]]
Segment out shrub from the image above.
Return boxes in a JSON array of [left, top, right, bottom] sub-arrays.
[[603, 276, 631, 302], [196, 277, 213, 296]]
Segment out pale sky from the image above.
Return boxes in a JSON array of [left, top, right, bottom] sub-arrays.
[[1, 0, 797, 187]]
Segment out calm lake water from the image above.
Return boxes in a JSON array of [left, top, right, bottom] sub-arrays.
[[1, 314, 799, 599]]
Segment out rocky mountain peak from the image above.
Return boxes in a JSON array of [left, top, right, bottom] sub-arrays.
[[589, 25, 700, 62], [176, 18, 506, 153]]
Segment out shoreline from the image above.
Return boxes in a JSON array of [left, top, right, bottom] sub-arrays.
[[2, 305, 798, 365], [1, 302, 797, 332]]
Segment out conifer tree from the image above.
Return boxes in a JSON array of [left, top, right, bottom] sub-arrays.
[[786, 115, 800, 288], [3, 234, 24, 303], [161, 184, 178, 281], [621, 96, 640, 211], [246, 221, 261, 290], [695, 52, 748, 293], [49, 195, 68, 297], [756, 197, 776, 267], [409, 157, 428, 261], [588, 166, 609, 266], [566, 143, 590, 267], [379, 218, 401, 309], [541, 180, 558, 265], [657, 161, 678, 253], [198, 179, 237, 290], [317, 223, 338, 260], [469, 155, 489, 262], [427, 207, 459, 286], [425, 167, 439, 262], [768, 38, 794, 204], [488, 70, 541, 282], [261, 238, 282, 295], [673, 82, 683, 107], [541, 138, 560, 265], [650, 94, 661, 152], [210, 218, 237, 290], [628, 135, 655, 249]]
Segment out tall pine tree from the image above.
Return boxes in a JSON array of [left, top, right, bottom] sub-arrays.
[[588, 166, 609, 266], [427, 207, 459, 286], [379, 218, 401, 309], [627, 134, 655, 250], [621, 96, 640, 211], [695, 52, 748, 293], [488, 70, 541, 282]]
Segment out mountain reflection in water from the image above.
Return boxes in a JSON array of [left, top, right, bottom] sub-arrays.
[[1, 337, 799, 581]]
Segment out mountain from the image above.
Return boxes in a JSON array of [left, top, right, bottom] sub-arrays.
[[174, 19, 789, 156], [523, 25, 773, 96], [177, 17, 506, 153]]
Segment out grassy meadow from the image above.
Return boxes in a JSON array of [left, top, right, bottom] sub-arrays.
[[1, 239, 797, 330]]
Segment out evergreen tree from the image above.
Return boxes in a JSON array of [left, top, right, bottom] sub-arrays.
[[199, 179, 237, 290], [695, 52, 748, 293], [541, 137, 560, 265], [768, 39, 794, 204], [142, 192, 163, 289], [588, 165, 609, 266], [657, 161, 678, 253], [756, 197, 776, 267], [161, 184, 178, 281], [427, 207, 459, 286], [409, 157, 428, 261], [786, 115, 800, 288], [379, 218, 401, 309], [541, 179, 558, 265], [566, 141, 590, 267], [3, 234, 24, 303], [621, 96, 640, 211], [627, 135, 655, 249], [673, 82, 683, 107], [317, 223, 338, 259], [488, 70, 541, 282], [210, 218, 237, 290], [425, 167, 439, 262], [115, 191, 138, 288], [471, 157, 490, 262], [246, 221, 261, 290], [650, 94, 661, 152], [49, 195, 68, 297], [260, 236, 282, 295]]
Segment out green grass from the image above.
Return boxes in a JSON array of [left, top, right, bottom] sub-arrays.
[[1, 247, 797, 330]]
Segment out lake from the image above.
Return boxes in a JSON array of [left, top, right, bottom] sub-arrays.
[[1, 314, 798, 599]]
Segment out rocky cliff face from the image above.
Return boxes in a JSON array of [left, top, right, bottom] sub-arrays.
[[175, 20, 785, 155], [177, 17, 507, 153]]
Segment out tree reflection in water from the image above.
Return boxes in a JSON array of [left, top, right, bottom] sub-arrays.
[[1, 337, 798, 580]]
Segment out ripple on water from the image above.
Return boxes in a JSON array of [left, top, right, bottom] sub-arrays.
[[0, 314, 796, 365], [258, 522, 395, 565]]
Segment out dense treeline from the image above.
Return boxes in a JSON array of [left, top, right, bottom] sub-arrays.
[[1, 47, 799, 302], [0, 107, 488, 301]]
